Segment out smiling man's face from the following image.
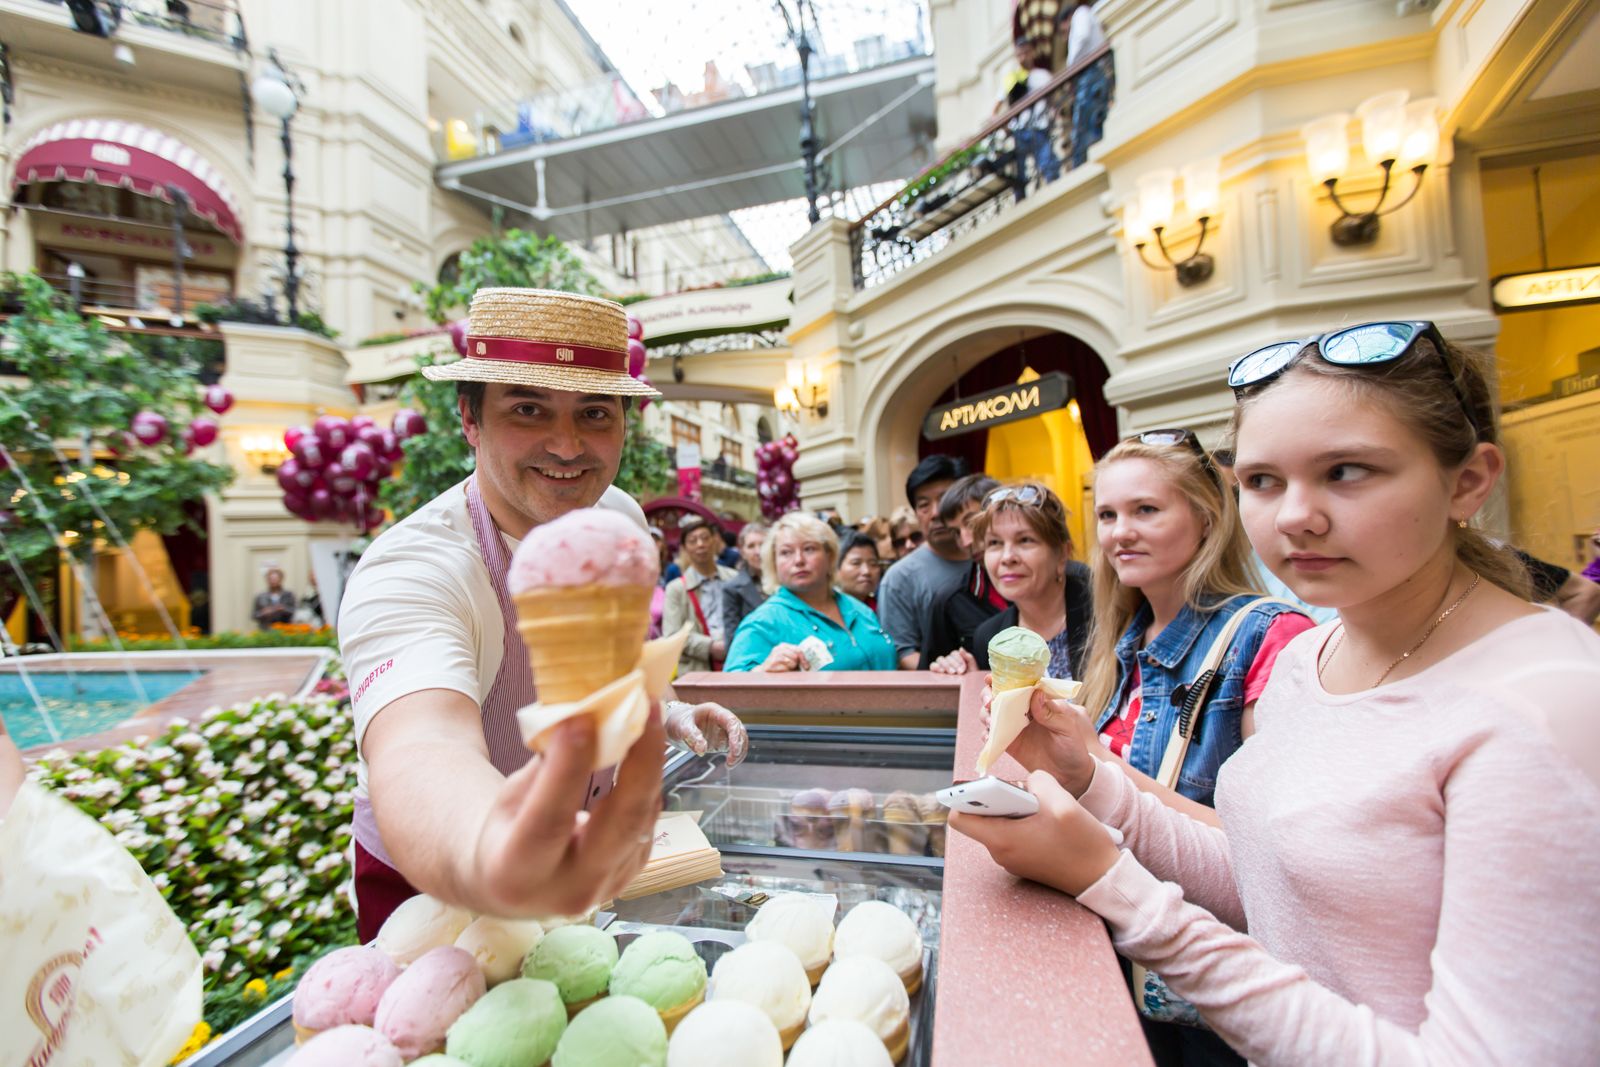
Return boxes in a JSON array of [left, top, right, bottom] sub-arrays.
[[461, 384, 625, 538]]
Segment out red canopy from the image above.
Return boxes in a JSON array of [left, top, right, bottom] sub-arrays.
[[11, 119, 244, 244]]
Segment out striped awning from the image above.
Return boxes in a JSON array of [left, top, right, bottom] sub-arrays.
[[11, 119, 244, 243]]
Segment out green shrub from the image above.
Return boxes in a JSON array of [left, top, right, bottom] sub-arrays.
[[68, 627, 340, 652]]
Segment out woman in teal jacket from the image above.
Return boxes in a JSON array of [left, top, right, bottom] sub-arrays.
[[726, 512, 899, 672]]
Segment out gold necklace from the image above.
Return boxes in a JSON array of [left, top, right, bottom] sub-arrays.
[[1319, 572, 1482, 689]]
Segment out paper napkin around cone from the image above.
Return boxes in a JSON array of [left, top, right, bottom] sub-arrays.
[[975, 676, 1083, 775], [516, 623, 692, 771]]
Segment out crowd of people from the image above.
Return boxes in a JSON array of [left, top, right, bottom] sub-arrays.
[[637, 319, 1600, 1065]]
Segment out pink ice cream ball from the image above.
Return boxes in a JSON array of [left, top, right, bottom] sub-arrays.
[[292, 945, 401, 1033], [373, 945, 486, 1060], [286, 1025, 403, 1067], [508, 506, 659, 593]]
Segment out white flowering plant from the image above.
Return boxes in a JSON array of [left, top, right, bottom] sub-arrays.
[[28, 675, 359, 1031]]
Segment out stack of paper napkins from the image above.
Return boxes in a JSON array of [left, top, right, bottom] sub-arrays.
[[619, 811, 724, 900]]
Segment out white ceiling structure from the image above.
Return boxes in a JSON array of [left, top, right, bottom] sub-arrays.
[[434, 54, 936, 242]]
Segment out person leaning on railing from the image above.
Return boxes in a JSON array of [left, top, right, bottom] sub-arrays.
[[724, 513, 898, 673]]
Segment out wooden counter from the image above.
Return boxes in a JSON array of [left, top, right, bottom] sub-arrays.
[[666, 670, 1153, 1065]]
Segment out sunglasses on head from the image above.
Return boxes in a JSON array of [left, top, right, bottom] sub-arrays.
[[983, 485, 1045, 508], [1227, 320, 1480, 437], [1129, 428, 1224, 490]]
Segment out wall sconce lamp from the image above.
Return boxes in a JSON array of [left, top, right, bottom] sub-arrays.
[[1302, 92, 1439, 246], [775, 359, 828, 418], [1128, 158, 1220, 287], [241, 433, 290, 472]]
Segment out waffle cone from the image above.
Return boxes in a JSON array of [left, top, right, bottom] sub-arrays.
[[989, 657, 1045, 692], [515, 585, 651, 705]]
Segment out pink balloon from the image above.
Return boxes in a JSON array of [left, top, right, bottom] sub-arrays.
[[448, 319, 470, 358], [315, 415, 353, 452], [627, 315, 644, 341], [627, 338, 647, 379], [774, 471, 793, 492], [309, 487, 334, 518], [351, 414, 376, 433], [356, 425, 386, 451], [375, 429, 403, 462], [783, 434, 797, 448], [107, 430, 140, 457], [276, 460, 304, 494], [339, 442, 376, 480], [131, 411, 167, 445], [780, 446, 798, 466], [372, 457, 394, 481], [392, 409, 427, 439], [188, 417, 218, 447], [291, 435, 327, 470], [283, 425, 308, 452], [324, 460, 357, 494], [203, 385, 234, 415]]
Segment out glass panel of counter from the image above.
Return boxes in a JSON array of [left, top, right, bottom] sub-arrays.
[[665, 725, 955, 860]]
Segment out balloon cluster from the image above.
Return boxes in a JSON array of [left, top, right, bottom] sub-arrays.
[[275, 410, 425, 532], [122, 385, 235, 457], [755, 434, 801, 520]]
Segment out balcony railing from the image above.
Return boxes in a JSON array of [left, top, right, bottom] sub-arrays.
[[30, 0, 246, 51], [848, 45, 1114, 291]]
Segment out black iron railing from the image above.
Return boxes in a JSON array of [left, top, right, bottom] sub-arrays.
[[849, 45, 1113, 291], [34, 0, 246, 51]]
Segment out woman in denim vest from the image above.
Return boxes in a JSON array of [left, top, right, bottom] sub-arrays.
[[1075, 432, 1313, 812]]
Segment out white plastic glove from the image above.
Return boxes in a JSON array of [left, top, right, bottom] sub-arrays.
[[663, 701, 750, 767]]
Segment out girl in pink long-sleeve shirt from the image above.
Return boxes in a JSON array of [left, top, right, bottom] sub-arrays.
[[953, 323, 1600, 1065]]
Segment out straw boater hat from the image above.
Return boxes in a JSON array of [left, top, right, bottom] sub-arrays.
[[422, 287, 660, 397]]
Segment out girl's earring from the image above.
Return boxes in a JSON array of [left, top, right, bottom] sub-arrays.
[[1457, 519, 1468, 529]]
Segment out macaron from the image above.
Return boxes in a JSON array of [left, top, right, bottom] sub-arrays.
[[374, 946, 486, 1060], [445, 977, 566, 1067], [666, 1000, 782, 1067], [834, 900, 924, 994], [608, 932, 707, 1034], [553, 995, 667, 1067], [745, 892, 835, 984], [707, 940, 811, 1049], [375, 894, 473, 966], [455, 916, 545, 986], [291, 945, 401, 1041], [523, 924, 620, 1017], [809, 956, 911, 1062]]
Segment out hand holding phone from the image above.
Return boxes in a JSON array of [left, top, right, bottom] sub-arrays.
[[935, 777, 1039, 818]]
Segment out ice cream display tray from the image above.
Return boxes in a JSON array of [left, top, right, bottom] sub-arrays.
[[603, 919, 938, 1066]]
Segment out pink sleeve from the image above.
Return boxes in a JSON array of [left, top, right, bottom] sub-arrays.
[[1243, 613, 1316, 705], [1079, 760, 1246, 930], [1079, 697, 1600, 1067]]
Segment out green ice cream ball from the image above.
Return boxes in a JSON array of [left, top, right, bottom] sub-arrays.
[[553, 995, 667, 1067], [988, 626, 1049, 664], [522, 925, 619, 1005], [609, 932, 707, 1010], [446, 978, 566, 1067]]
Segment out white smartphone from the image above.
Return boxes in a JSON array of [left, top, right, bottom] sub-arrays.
[[935, 777, 1039, 818]]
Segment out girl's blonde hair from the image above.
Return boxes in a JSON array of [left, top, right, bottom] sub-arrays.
[[760, 512, 840, 595], [1229, 335, 1530, 600], [1077, 438, 1262, 717]]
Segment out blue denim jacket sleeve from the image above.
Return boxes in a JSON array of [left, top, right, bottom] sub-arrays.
[[1096, 598, 1306, 807]]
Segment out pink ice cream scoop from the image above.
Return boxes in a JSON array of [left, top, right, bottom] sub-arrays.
[[374, 945, 486, 1059], [508, 507, 659, 593], [286, 1025, 403, 1067], [292, 946, 401, 1035]]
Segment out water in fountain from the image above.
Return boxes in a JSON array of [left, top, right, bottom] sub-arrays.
[[0, 440, 153, 706], [20, 417, 203, 676]]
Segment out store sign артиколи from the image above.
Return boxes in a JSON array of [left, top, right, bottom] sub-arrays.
[[1491, 264, 1600, 313], [923, 372, 1073, 440]]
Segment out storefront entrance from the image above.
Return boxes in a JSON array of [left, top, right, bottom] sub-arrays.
[[917, 331, 1114, 549]]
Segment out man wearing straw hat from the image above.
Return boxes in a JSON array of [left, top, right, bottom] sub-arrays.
[[339, 288, 748, 937]]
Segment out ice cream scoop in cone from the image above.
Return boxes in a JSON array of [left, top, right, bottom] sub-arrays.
[[987, 626, 1050, 692], [515, 584, 652, 704]]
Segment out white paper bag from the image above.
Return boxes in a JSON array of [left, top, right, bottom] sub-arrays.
[[0, 783, 202, 1067]]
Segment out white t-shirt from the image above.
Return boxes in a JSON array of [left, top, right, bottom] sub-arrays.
[[339, 479, 648, 793], [1066, 5, 1107, 68]]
